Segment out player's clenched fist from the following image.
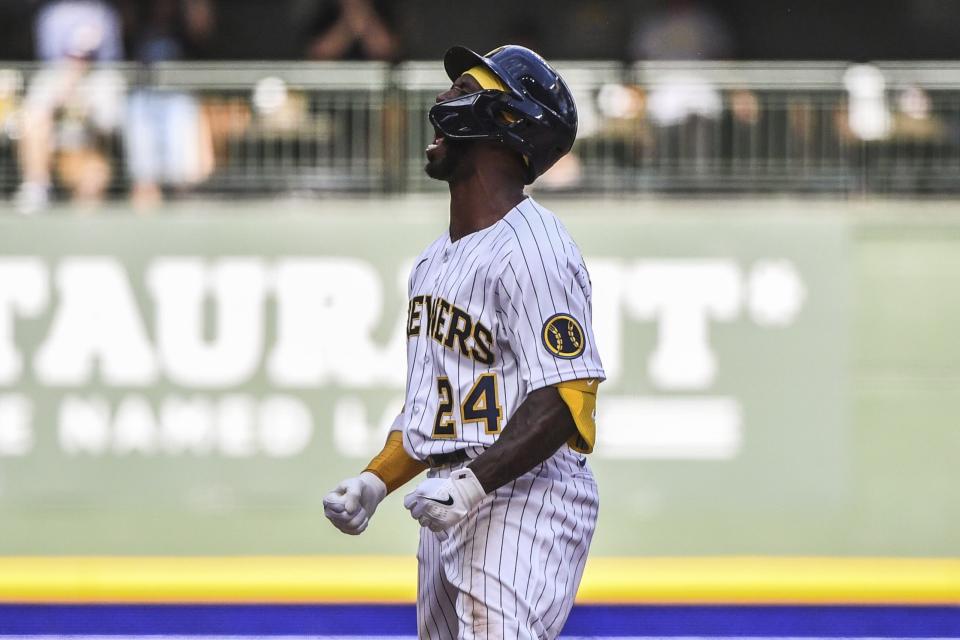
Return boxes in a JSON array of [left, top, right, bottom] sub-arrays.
[[403, 467, 486, 533], [323, 472, 387, 535]]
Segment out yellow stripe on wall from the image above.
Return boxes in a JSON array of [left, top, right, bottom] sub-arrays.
[[0, 556, 417, 604], [0, 556, 958, 604], [577, 557, 960, 604]]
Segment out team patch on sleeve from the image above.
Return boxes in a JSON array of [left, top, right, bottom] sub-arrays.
[[541, 313, 586, 359]]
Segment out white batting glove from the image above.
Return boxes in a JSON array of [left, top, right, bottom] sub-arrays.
[[323, 471, 387, 535], [403, 467, 486, 534]]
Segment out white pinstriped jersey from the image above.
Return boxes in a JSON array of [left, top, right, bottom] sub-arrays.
[[395, 197, 605, 461], [417, 447, 598, 639]]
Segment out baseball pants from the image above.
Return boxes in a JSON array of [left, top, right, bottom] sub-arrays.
[[416, 447, 599, 640]]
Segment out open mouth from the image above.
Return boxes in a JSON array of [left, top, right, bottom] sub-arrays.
[[426, 134, 445, 153]]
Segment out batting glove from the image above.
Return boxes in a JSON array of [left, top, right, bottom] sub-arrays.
[[323, 471, 387, 535], [403, 467, 486, 534]]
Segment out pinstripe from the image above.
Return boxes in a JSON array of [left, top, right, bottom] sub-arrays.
[[401, 423, 417, 463], [470, 498, 495, 637], [518, 203, 562, 311], [463, 493, 481, 634], [428, 230, 487, 455], [502, 217, 566, 383], [430, 527, 456, 639], [531, 200, 587, 380], [529, 201, 571, 308], [404, 239, 444, 459], [447, 227, 507, 442], [457, 506, 479, 628], [521, 477, 554, 607], [496, 479, 518, 639], [417, 545, 423, 635], [430, 453, 598, 639], [513, 208, 573, 382], [530, 481, 568, 616], [505, 260, 564, 383], [509, 461, 541, 637], [401, 200, 603, 458], [451, 498, 480, 625], [479, 489, 502, 640], [550, 462, 590, 627], [419, 528, 443, 639], [539, 484, 576, 623], [557, 488, 598, 635], [436, 537, 460, 637], [465, 267, 483, 443], [554, 460, 594, 635], [409, 235, 470, 455], [494, 305, 523, 438], [547, 208, 604, 378], [426, 233, 477, 456], [402, 200, 602, 639], [495, 276, 539, 387], [542, 459, 588, 632], [445, 234, 489, 445], [470, 232, 511, 440], [571, 263, 603, 375], [406, 239, 443, 395]]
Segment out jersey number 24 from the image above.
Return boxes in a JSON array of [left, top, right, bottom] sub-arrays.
[[433, 373, 503, 438]]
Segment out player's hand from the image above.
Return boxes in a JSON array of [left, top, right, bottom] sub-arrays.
[[323, 471, 387, 535], [403, 467, 486, 534]]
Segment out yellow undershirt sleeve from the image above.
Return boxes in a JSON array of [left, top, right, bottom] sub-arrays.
[[554, 379, 600, 454], [363, 431, 428, 494]]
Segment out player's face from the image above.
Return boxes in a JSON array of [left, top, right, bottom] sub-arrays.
[[424, 74, 484, 182]]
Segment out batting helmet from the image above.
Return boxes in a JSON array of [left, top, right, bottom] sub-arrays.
[[429, 45, 578, 184]]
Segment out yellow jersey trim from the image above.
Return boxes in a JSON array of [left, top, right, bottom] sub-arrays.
[[0, 556, 957, 604]]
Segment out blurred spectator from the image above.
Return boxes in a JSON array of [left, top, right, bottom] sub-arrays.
[[305, 0, 399, 61], [121, 0, 214, 211], [0, 71, 21, 136], [504, 15, 544, 53], [629, 0, 732, 62], [630, 0, 732, 126], [15, 0, 125, 214], [35, 0, 123, 63], [628, 0, 732, 175], [842, 63, 891, 141]]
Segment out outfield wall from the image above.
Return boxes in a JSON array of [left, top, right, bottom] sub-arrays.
[[0, 199, 957, 559]]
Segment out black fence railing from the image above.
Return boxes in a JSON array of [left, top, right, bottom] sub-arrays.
[[1, 60, 959, 200]]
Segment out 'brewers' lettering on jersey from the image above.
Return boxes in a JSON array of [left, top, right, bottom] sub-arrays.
[[406, 295, 495, 365], [392, 197, 605, 460]]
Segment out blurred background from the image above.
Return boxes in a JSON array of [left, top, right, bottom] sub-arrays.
[[1, 0, 960, 203], [0, 0, 958, 637]]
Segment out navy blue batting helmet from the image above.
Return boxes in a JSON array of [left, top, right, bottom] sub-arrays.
[[429, 45, 578, 184]]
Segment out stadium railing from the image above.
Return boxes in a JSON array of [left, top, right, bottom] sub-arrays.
[[0, 60, 958, 197]]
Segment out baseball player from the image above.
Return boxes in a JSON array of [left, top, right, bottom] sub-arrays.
[[324, 44, 604, 639]]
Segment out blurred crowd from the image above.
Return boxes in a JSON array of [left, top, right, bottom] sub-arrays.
[[8, 0, 404, 213], [0, 0, 956, 210]]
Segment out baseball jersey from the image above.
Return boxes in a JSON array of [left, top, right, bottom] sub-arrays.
[[395, 197, 605, 461]]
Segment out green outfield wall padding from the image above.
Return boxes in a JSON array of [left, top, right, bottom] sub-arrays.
[[0, 199, 957, 556]]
